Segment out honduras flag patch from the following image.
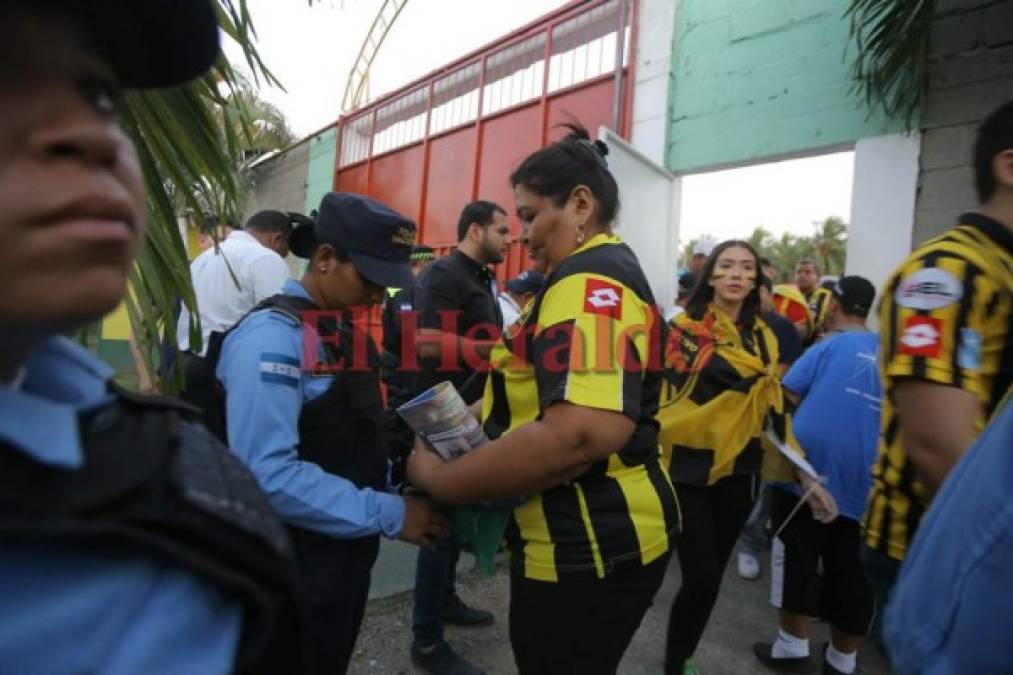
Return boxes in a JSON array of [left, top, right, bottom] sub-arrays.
[[259, 352, 301, 387]]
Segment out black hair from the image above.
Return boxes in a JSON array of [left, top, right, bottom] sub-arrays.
[[761, 275, 773, 292], [974, 99, 1013, 203], [684, 239, 764, 328], [457, 200, 506, 242], [758, 257, 772, 267], [245, 210, 293, 235], [795, 258, 819, 274], [510, 122, 620, 225]]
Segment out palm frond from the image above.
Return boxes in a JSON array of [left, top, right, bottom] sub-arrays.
[[846, 0, 936, 129], [113, 0, 285, 393]]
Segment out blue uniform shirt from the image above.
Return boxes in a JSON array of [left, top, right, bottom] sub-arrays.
[[216, 278, 405, 539], [780, 329, 882, 521], [0, 336, 242, 674], [885, 398, 1013, 674]]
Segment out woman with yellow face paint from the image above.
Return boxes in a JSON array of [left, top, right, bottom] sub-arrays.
[[656, 240, 837, 675]]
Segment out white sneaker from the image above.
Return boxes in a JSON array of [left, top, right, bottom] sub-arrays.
[[737, 552, 760, 580]]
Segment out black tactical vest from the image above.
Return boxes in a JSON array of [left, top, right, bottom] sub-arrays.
[[0, 388, 310, 674], [192, 295, 390, 601]]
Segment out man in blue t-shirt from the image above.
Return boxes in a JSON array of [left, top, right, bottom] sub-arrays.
[[753, 276, 881, 675]]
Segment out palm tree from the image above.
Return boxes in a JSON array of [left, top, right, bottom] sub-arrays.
[[812, 216, 848, 277], [114, 2, 287, 391], [847, 0, 936, 128], [747, 226, 773, 257]]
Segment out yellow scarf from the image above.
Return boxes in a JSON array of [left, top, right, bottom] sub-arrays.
[[658, 305, 797, 485]]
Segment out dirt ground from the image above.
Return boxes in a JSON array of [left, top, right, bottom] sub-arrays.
[[349, 551, 891, 675]]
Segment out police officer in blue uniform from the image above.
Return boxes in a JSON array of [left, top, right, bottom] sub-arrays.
[[216, 193, 449, 674], [0, 2, 307, 673]]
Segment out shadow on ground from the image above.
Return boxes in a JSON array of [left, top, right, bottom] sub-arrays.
[[350, 549, 891, 674]]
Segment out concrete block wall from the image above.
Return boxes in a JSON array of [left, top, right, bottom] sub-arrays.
[[665, 0, 906, 173], [305, 127, 338, 214], [243, 140, 312, 220], [913, 0, 1013, 243]]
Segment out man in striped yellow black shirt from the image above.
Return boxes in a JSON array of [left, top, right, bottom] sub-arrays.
[[862, 100, 1013, 625]]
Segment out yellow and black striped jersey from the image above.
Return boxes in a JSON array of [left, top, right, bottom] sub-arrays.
[[864, 213, 1013, 561], [481, 233, 680, 582], [806, 286, 834, 330], [657, 306, 798, 486]]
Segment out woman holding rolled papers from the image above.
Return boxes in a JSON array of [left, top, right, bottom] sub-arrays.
[[655, 240, 838, 675], [408, 123, 680, 675]]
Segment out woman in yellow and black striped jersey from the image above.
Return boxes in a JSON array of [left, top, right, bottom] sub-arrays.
[[656, 240, 838, 675], [409, 124, 680, 674]]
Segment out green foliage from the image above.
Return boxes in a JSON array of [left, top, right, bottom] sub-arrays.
[[112, 1, 290, 393], [847, 0, 935, 129], [685, 218, 848, 283]]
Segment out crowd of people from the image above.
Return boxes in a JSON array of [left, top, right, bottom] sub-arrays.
[[1, 2, 1010, 675]]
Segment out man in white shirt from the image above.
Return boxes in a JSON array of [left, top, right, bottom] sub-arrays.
[[177, 210, 293, 356], [497, 269, 545, 328]]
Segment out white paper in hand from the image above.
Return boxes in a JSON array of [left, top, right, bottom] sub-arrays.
[[765, 428, 819, 481]]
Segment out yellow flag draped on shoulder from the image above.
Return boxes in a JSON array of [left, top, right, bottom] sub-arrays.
[[658, 305, 798, 486]]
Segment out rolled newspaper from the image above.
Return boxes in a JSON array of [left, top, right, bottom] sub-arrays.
[[397, 381, 488, 460]]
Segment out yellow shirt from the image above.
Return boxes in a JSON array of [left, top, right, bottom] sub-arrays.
[[481, 233, 680, 582], [657, 306, 798, 486], [864, 213, 1012, 561]]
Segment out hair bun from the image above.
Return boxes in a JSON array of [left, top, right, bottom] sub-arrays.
[[592, 139, 609, 158]]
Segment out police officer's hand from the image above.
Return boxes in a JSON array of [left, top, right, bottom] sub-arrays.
[[400, 494, 448, 546]]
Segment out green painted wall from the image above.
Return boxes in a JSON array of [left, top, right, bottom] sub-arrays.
[[666, 0, 906, 173], [305, 127, 338, 213]]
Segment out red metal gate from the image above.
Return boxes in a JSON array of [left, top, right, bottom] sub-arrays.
[[333, 0, 638, 286]]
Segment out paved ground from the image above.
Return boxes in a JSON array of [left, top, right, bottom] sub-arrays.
[[350, 546, 891, 674]]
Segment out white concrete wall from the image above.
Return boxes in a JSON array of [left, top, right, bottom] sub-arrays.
[[630, 0, 678, 166], [847, 132, 922, 326], [601, 127, 678, 313]]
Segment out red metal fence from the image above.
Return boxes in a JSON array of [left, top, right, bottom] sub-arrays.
[[333, 0, 637, 286]]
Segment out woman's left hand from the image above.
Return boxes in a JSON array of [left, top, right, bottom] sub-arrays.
[[407, 437, 446, 491], [799, 474, 838, 523]]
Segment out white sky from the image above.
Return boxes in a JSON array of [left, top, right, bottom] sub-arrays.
[[227, 1, 855, 242], [224, 0, 567, 136], [678, 151, 855, 245]]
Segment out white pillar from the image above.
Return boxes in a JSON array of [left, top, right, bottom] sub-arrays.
[[630, 0, 677, 167], [847, 132, 921, 328]]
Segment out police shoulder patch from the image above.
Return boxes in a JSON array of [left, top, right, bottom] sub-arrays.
[[259, 352, 301, 387], [895, 267, 963, 311]]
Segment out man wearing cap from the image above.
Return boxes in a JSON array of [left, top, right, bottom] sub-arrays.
[[0, 2, 310, 673], [497, 269, 545, 328], [753, 276, 881, 675], [688, 236, 717, 276], [382, 244, 435, 489], [216, 192, 449, 673]]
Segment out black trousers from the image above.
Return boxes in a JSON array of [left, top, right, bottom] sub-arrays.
[[292, 532, 380, 675], [665, 474, 758, 673], [509, 553, 671, 675], [770, 489, 875, 636]]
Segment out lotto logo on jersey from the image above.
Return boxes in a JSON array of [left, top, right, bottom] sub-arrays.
[[898, 316, 943, 358], [584, 278, 623, 319]]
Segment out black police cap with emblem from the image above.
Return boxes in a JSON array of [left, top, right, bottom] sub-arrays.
[[56, 0, 220, 89], [289, 192, 418, 290]]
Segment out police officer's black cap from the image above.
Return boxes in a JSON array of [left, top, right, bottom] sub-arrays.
[[56, 0, 220, 89], [290, 193, 417, 289]]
